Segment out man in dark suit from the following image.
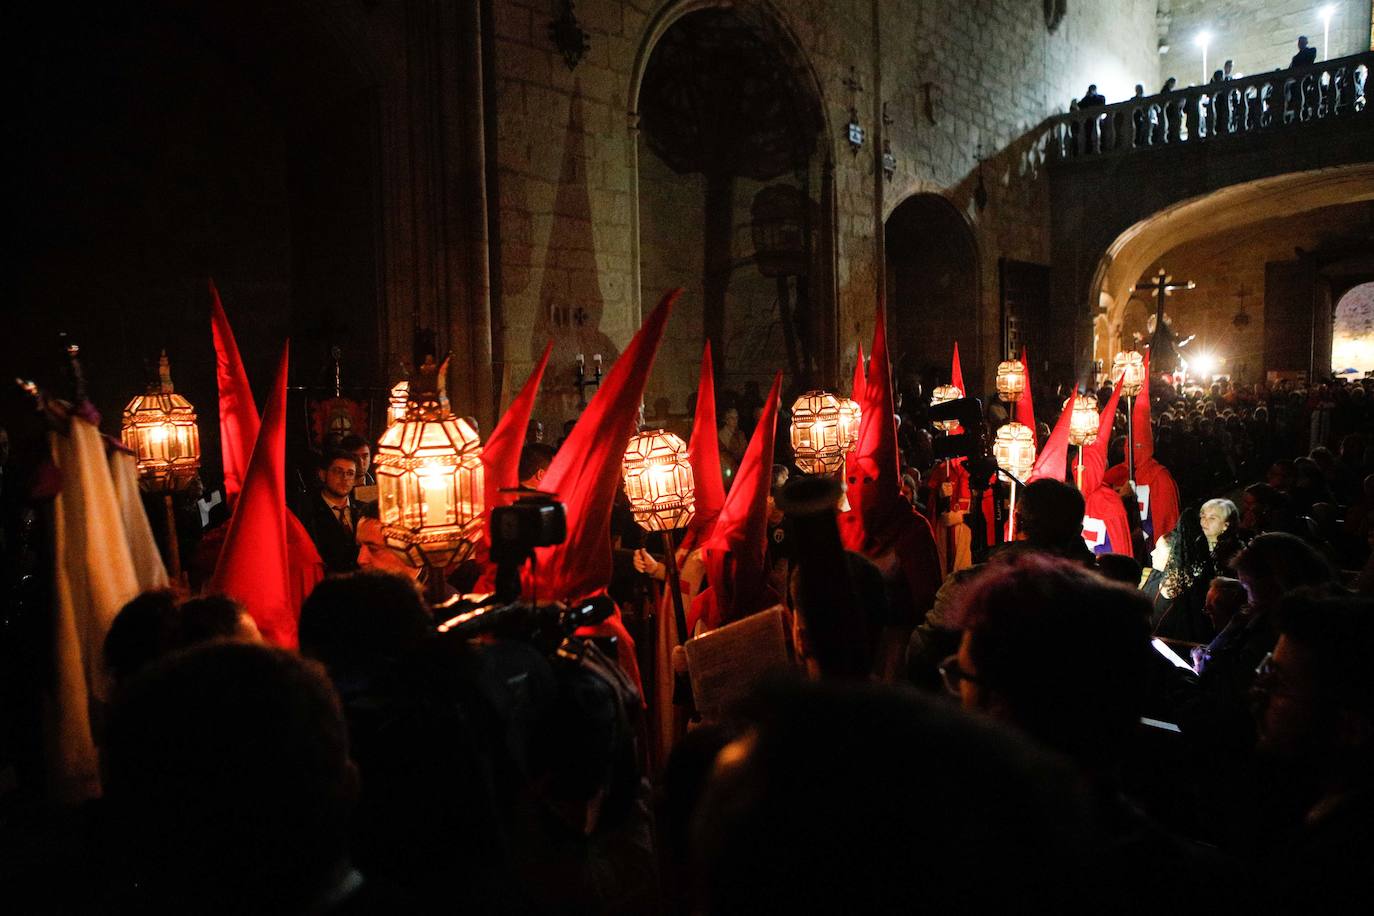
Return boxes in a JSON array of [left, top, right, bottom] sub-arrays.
[[1290, 35, 1317, 68], [297, 449, 363, 574]]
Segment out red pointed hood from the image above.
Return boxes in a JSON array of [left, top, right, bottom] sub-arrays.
[[840, 303, 905, 550], [681, 342, 726, 553], [1133, 350, 1154, 462], [483, 342, 552, 536], [210, 344, 296, 648], [852, 340, 867, 402], [1028, 393, 1073, 483], [1015, 346, 1037, 448], [1080, 375, 1124, 494], [690, 372, 782, 632], [951, 342, 966, 394], [210, 279, 258, 506], [532, 289, 679, 602]]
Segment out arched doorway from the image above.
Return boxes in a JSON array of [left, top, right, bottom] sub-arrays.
[[633, 4, 830, 412], [1334, 283, 1374, 376], [1090, 165, 1374, 372], [884, 193, 980, 395]]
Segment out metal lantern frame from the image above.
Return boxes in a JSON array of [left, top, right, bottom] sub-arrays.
[[837, 396, 862, 453], [121, 352, 200, 580], [121, 353, 201, 493], [622, 428, 697, 644], [1067, 395, 1100, 448], [622, 429, 697, 532], [374, 385, 484, 571], [791, 390, 846, 475], [1113, 350, 1146, 398], [993, 421, 1036, 481], [931, 384, 963, 432], [996, 359, 1027, 403]]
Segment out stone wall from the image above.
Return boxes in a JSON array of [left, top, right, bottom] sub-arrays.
[[1158, 0, 1372, 87], [490, 0, 1162, 429]]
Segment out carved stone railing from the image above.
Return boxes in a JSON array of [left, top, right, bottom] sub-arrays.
[[1048, 51, 1371, 161]]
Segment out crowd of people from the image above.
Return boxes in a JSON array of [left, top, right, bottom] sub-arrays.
[[3, 310, 1374, 914]]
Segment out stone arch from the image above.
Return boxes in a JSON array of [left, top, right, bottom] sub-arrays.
[[1334, 282, 1374, 376], [629, 0, 836, 407], [1089, 165, 1374, 369], [884, 192, 982, 395]]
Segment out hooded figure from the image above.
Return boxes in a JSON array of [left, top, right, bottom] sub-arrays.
[[480, 341, 553, 550], [841, 305, 943, 626], [1074, 376, 1132, 557], [523, 289, 680, 691], [211, 345, 298, 647], [1103, 351, 1180, 547], [689, 374, 783, 634], [210, 281, 324, 618]]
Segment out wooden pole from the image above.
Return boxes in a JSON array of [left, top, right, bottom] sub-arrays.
[[162, 492, 182, 580], [660, 530, 689, 643]]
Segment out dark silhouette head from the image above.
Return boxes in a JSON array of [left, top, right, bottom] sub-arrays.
[[103, 643, 356, 912], [1234, 533, 1337, 615], [1015, 478, 1086, 551], [953, 554, 1151, 772], [693, 679, 1091, 914], [299, 570, 433, 680], [104, 589, 180, 688]]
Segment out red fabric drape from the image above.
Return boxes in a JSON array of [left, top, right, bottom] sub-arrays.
[[482, 341, 553, 540], [210, 345, 297, 647], [681, 342, 725, 554], [840, 304, 942, 616], [1016, 346, 1037, 448], [689, 373, 782, 634], [210, 281, 323, 616]]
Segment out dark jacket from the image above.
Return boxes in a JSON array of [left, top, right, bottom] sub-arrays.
[[296, 490, 362, 574]]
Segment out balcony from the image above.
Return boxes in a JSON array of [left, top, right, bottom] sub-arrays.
[[1048, 51, 1371, 161]]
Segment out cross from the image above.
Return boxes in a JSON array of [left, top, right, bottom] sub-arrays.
[[1132, 268, 1194, 363]]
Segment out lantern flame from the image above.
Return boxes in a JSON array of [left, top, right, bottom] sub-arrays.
[[621, 429, 696, 532]]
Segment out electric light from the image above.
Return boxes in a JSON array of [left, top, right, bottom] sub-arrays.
[[1113, 350, 1146, 397], [1191, 352, 1220, 380], [121, 351, 201, 492], [621, 429, 696, 532], [993, 422, 1036, 480], [1067, 395, 1100, 447], [790, 390, 846, 474], [931, 384, 963, 432], [374, 359, 484, 568], [996, 359, 1027, 403]]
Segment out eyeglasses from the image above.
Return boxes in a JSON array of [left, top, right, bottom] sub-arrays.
[[938, 655, 982, 697], [1252, 652, 1315, 702], [327, 466, 358, 479]]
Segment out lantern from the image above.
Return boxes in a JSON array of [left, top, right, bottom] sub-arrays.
[[837, 396, 863, 452], [374, 359, 484, 569], [1067, 395, 1100, 447], [931, 384, 963, 432], [790, 390, 846, 474], [993, 422, 1036, 480], [387, 380, 410, 426], [121, 351, 201, 492], [1113, 350, 1146, 397], [996, 359, 1027, 403], [622, 429, 696, 532]]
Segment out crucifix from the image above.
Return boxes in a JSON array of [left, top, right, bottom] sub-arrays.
[[1132, 268, 1194, 372]]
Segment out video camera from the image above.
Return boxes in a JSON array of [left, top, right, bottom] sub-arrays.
[[489, 491, 567, 603]]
